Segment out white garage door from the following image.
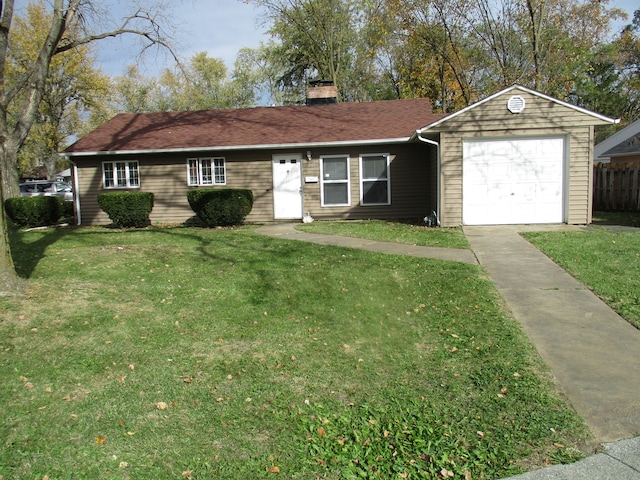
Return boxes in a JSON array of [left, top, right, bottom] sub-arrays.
[[463, 138, 565, 225]]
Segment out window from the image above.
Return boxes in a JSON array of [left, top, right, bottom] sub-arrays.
[[188, 157, 226, 186], [360, 154, 390, 205], [321, 155, 350, 206], [102, 161, 140, 188]]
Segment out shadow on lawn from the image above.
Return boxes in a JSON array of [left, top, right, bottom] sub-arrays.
[[8, 226, 73, 278], [8, 223, 313, 281]]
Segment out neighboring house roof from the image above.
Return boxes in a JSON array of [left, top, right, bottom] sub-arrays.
[[595, 119, 640, 161], [64, 98, 443, 156], [414, 84, 618, 136]]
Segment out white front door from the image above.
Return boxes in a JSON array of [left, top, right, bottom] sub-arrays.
[[273, 154, 303, 219], [463, 138, 565, 225]]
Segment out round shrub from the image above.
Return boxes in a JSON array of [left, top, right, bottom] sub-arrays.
[[4, 196, 60, 228], [187, 189, 254, 227], [97, 191, 154, 228]]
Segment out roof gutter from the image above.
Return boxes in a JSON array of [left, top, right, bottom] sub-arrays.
[[61, 154, 82, 226], [415, 132, 441, 224], [63, 137, 413, 157]]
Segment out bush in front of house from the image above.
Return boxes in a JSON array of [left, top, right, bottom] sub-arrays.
[[57, 197, 74, 221], [97, 191, 154, 228], [187, 189, 254, 227], [4, 196, 61, 228]]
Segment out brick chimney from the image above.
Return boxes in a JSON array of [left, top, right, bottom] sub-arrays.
[[306, 79, 338, 105]]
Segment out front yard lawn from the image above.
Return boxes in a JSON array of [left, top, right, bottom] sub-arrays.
[[1, 226, 587, 479], [297, 219, 470, 249], [524, 228, 640, 329]]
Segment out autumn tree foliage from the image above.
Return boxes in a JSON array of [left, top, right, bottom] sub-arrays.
[[10, 2, 112, 180], [113, 51, 259, 113], [0, 0, 177, 294]]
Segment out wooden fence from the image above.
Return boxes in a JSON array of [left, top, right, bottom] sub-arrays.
[[593, 163, 640, 211]]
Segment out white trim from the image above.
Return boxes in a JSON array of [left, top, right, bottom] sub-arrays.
[[64, 137, 412, 157], [414, 84, 619, 135], [102, 160, 140, 189], [320, 154, 351, 207], [359, 153, 391, 206], [187, 157, 226, 186]]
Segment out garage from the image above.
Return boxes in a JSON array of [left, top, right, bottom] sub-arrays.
[[462, 137, 565, 225]]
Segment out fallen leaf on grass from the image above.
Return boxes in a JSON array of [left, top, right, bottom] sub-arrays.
[[95, 436, 107, 444], [156, 402, 168, 410], [441, 468, 454, 478], [317, 427, 326, 437], [267, 465, 280, 473]]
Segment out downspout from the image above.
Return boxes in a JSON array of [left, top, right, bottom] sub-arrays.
[[416, 134, 441, 225], [62, 154, 81, 225]]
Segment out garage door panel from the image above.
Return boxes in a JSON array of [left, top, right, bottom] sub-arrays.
[[463, 138, 564, 225]]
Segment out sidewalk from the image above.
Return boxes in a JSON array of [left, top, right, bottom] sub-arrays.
[[464, 225, 640, 479], [507, 436, 640, 479], [256, 223, 640, 479], [255, 223, 478, 265]]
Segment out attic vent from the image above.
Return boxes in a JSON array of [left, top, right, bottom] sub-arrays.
[[507, 95, 526, 114]]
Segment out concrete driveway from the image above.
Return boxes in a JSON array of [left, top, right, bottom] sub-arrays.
[[464, 225, 640, 444]]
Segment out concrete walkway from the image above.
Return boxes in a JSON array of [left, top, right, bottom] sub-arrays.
[[255, 223, 478, 264], [464, 225, 640, 444], [256, 223, 640, 479]]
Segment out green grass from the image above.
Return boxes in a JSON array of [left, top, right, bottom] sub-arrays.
[[1, 225, 587, 479], [592, 211, 640, 228], [524, 228, 640, 329], [297, 219, 470, 249]]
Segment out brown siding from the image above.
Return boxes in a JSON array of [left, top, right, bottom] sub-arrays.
[[74, 151, 274, 226], [74, 143, 436, 225], [432, 88, 607, 226], [303, 143, 434, 220]]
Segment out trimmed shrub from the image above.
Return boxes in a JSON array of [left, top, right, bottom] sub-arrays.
[[97, 191, 154, 228], [187, 189, 254, 227], [4, 196, 60, 228], [57, 197, 75, 221]]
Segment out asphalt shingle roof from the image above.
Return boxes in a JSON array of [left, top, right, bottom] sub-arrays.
[[603, 133, 640, 157], [65, 98, 442, 154]]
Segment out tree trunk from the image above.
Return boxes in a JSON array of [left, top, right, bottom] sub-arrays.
[[0, 139, 21, 200], [0, 153, 26, 296]]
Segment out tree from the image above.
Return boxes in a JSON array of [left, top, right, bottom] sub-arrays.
[[154, 52, 257, 111], [249, 0, 393, 104], [112, 65, 157, 113], [10, 1, 112, 180], [112, 52, 259, 113], [384, 0, 625, 111], [618, 9, 640, 122], [0, 0, 177, 295]]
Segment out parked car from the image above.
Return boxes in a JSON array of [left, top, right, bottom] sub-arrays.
[[19, 180, 73, 201]]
